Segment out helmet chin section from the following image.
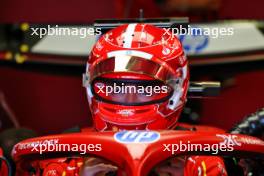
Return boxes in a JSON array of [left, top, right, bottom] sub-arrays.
[[95, 102, 158, 125], [94, 119, 149, 131], [91, 100, 183, 131]]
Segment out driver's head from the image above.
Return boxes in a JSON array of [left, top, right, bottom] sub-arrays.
[[83, 23, 189, 131]]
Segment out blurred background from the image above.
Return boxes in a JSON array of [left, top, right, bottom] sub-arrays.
[[0, 0, 263, 22], [0, 0, 263, 136]]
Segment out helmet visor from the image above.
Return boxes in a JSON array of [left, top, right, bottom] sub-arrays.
[[89, 55, 180, 85], [91, 78, 173, 106]]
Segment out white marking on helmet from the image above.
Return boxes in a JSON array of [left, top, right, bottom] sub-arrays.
[[114, 55, 131, 71], [168, 88, 183, 110], [86, 85, 93, 105], [182, 64, 188, 79], [107, 50, 152, 60], [123, 24, 137, 48]]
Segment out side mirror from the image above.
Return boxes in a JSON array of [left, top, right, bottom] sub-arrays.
[[188, 81, 221, 97]]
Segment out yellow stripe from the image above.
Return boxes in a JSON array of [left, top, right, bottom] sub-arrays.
[[62, 171, 66, 176], [201, 161, 207, 176]]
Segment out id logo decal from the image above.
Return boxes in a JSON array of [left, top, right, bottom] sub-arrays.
[[114, 131, 160, 144]]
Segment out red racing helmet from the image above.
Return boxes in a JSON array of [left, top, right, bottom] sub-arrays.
[[83, 23, 189, 131]]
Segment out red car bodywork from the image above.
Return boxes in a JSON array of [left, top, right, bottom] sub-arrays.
[[12, 128, 264, 176]]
